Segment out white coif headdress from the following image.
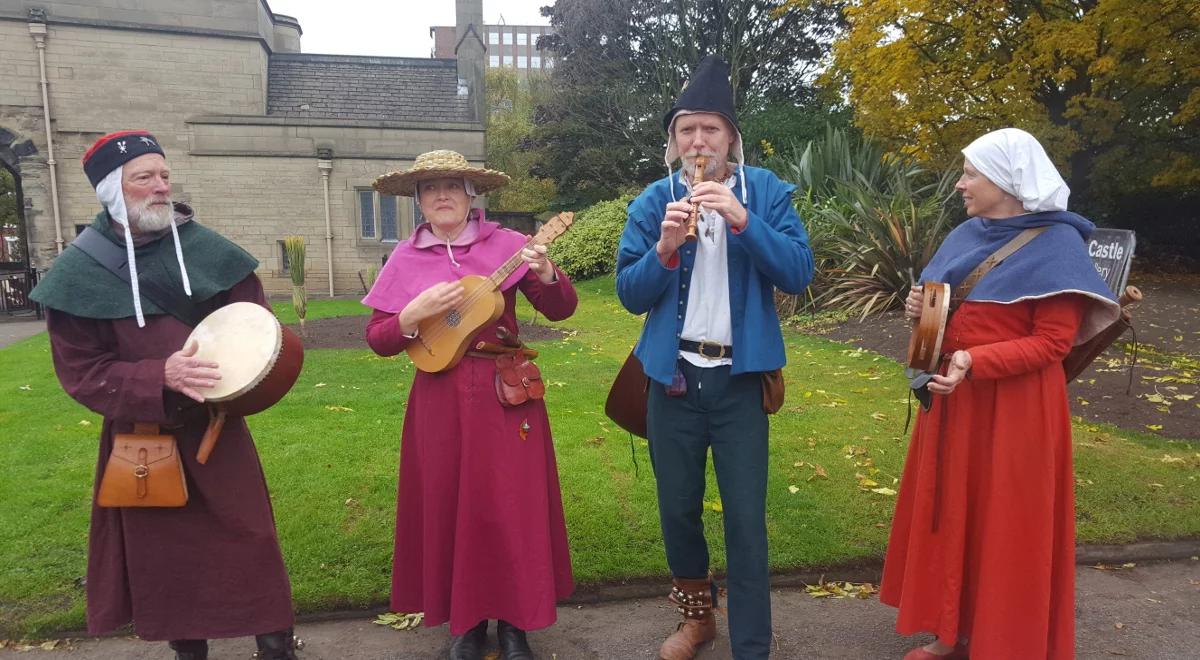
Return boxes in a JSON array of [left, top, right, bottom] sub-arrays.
[[961, 128, 1070, 213]]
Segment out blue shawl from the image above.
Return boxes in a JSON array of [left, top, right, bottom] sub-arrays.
[[920, 211, 1121, 344]]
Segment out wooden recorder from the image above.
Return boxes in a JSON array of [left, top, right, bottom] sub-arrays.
[[685, 156, 709, 242]]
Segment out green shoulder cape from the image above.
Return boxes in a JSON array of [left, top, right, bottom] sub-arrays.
[[30, 207, 259, 320]]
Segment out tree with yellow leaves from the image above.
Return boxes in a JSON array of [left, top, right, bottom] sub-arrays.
[[818, 0, 1199, 215]]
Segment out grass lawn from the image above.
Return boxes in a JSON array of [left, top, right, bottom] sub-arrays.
[[2, 276, 1197, 637]]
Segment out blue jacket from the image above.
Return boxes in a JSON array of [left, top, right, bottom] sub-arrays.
[[616, 165, 814, 385]]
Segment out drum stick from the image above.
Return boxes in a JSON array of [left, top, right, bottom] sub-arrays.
[[196, 406, 226, 464]]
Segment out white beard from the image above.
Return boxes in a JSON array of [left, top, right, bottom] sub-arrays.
[[684, 155, 724, 181], [129, 198, 174, 232]]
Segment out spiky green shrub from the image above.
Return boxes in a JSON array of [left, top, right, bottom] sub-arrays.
[[811, 170, 958, 318], [547, 195, 633, 281], [769, 126, 959, 318], [283, 236, 307, 334]]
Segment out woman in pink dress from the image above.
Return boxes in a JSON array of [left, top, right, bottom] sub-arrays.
[[362, 151, 576, 660]]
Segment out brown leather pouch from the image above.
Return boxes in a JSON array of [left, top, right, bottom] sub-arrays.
[[495, 351, 545, 407], [97, 423, 188, 508], [605, 350, 650, 438], [761, 368, 785, 414]]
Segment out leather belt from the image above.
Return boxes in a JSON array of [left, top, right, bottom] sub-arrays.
[[679, 339, 733, 360]]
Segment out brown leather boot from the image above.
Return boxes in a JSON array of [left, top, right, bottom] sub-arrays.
[[658, 575, 717, 660]]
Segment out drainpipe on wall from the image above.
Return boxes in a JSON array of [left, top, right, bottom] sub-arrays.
[[316, 149, 334, 297], [29, 10, 64, 254]]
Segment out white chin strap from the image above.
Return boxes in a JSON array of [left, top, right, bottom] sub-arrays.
[[94, 167, 192, 328], [96, 167, 144, 327]]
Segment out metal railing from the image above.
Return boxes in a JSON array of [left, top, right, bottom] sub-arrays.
[[0, 269, 41, 318]]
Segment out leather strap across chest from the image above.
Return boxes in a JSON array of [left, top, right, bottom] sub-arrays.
[[951, 226, 1049, 308]]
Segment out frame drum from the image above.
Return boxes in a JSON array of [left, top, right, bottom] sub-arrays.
[[906, 282, 951, 373], [186, 302, 304, 463]]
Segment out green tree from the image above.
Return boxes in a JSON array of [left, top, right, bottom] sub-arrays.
[[534, 0, 844, 208], [822, 0, 1200, 217], [740, 94, 855, 164], [486, 68, 558, 214]]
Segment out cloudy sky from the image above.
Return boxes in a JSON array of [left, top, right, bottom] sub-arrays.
[[266, 0, 552, 58]]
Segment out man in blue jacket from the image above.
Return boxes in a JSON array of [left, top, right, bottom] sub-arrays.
[[616, 55, 813, 660]]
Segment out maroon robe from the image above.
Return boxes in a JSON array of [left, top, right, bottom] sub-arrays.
[[366, 268, 577, 635], [46, 275, 293, 641]]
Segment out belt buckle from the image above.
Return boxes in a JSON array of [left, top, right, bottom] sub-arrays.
[[697, 339, 725, 360]]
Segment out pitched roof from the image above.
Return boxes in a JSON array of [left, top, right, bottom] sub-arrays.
[[267, 54, 474, 123]]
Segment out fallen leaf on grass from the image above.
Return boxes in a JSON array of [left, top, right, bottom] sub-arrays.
[[793, 462, 829, 481], [1161, 454, 1186, 464], [1145, 425, 1163, 431], [78, 420, 92, 426], [843, 445, 868, 458], [788, 485, 800, 494], [313, 382, 327, 388], [18, 384, 31, 391], [870, 487, 897, 496], [373, 611, 424, 631], [325, 405, 354, 412], [856, 475, 879, 488]]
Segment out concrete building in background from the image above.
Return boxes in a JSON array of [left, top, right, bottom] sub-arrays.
[[0, 0, 488, 298], [431, 21, 554, 80]]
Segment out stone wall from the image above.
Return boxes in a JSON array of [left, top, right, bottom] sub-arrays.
[[0, 10, 486, 297]]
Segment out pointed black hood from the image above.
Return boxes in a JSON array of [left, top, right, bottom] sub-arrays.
[[662, 55, 739, 133]]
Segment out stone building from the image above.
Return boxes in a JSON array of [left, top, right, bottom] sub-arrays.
[[0, 0, 488, 297]]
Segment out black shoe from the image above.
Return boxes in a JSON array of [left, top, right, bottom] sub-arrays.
[[448, 619, 488, 660], [254, 628, 300, 660], [168, 639, 207, 660], [497, 620, 535, 660]]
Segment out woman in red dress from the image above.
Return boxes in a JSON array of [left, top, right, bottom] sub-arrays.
[[362, 151, 576, 660], [881, 129, 1121, 660]]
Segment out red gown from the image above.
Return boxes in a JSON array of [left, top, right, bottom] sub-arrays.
[[365, 269, 577, 635], [45, 275, 294, 641], [881, 295, 1086, 659]]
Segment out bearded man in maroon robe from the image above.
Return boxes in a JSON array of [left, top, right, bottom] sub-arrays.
[[30, 130, 299, 660]]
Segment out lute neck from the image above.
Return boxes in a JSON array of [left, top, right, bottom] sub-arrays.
[[485, 238, 536, 290]]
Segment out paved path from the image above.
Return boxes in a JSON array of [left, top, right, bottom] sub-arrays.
[[0, 318, 43, 348], [4, 559, 1197, 659]]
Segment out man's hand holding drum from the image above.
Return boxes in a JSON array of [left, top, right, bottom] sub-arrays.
[[164, 339, 220, 402]]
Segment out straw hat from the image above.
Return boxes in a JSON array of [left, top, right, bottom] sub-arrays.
[[373, 150, 510, 197]]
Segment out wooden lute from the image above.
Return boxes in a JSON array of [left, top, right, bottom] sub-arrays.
[[406, 212, 574, 373]]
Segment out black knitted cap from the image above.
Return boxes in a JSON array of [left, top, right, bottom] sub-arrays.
[[662, 55, 739, 134]]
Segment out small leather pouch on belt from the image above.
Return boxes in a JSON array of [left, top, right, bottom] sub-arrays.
[[97, 422, 189, 508], [495, 350, 545, 407], [761, 368, 785, 414]]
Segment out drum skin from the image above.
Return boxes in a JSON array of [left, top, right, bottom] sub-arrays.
[[185, 302, 304, 416]]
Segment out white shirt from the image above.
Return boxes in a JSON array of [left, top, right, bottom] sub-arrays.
[[679, 172, 738, 368]]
